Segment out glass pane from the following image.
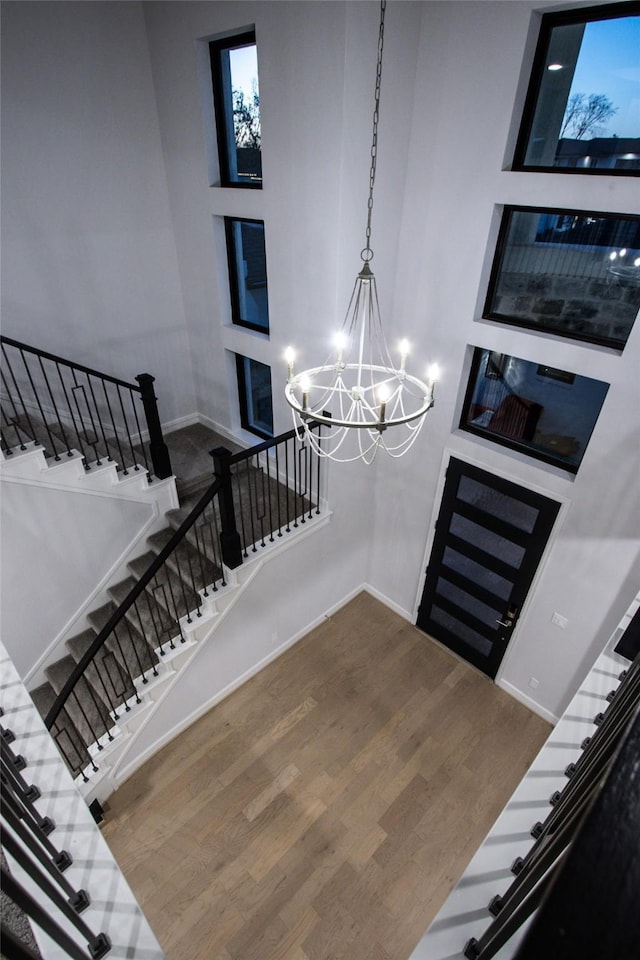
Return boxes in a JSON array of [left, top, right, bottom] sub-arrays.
[[457, 476, 538, 533], [487, 208, 640, 348], [430, 606, 492, 656], [442, 547, 513, 602], [228, 220, 269, 331], [461, 349, 610, 472], [436, 577, 502, 629], [229, 44, 262, 184], [243, 357, 273, 436], [449, 513, 525, 569], [517, 10, 640, 172]]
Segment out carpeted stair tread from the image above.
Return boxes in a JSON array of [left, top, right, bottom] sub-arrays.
[[148, 527, 222, 593], [128, 550, 202, 619], [29, 682, 92, 777], [44, 656, 113, 748], [8, 413, 63, 460], [87, 601, 159, 676], [108, 576, 179, 648], [45, 420, 143, 473], [67, 628, 137, 709]]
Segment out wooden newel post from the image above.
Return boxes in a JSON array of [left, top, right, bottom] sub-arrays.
[[210, 446, 243, 569], [135, 374, 173, 480]]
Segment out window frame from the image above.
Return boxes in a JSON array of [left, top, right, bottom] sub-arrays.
[[225, 216, 269, 334], [235, 354, 273, 439], [483, 204, 640, 351], [512, 2, 640, 176], [459, 347, 609, 475], [209, 30, 262, 189]]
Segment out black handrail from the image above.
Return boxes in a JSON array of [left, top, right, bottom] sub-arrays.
[[0, 336, 172, 480], [44, 425, 320, 730], [43, 476, 224, 732]]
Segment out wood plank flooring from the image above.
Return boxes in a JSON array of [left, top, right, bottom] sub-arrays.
[[101, 592, 551, 960]]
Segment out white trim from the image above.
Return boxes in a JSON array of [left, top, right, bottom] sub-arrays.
[[497, 678, 559, 725], [362, 583, 413, 622]]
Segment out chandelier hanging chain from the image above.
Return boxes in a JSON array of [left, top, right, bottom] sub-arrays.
[[362, 0, 387, 264], [283, 0, 437, 464]]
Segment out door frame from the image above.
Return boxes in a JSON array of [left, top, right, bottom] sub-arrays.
[[413, 446, 570, 690]]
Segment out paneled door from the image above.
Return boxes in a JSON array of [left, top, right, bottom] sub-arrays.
[[417, 457, 560, 679]]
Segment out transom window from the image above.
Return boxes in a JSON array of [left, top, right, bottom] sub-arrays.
[[236, 355, 273, 438], [460, 348, 609, 474], [513, 3, 640, 174], [225, 218, 269, 333], [209, 31, 262, 187]]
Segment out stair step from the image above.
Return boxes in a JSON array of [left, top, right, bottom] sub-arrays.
[[166, 504, 223, 568], [67, 628, 137, 712], [108, 577, 180, 649], [148, 527, 223, 595], [8, 413, 65, 461], [44, 656, 113, 749], [128, 550, 203, 620], [29, 682, 93, 778], [87, 602, 160, 678]]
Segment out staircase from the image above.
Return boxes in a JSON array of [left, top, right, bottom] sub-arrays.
[[2, 425, 323, 804]]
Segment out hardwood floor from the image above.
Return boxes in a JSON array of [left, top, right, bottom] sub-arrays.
[[101, 592, 551, 960]]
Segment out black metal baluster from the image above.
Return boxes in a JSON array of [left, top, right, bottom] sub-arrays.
[[16, 349, 59, 458], [101, 380, 127, 473], [37, 356, 73, 458], [116, 384, 139, 472], [0, 863, 110, 960], [110, 623, 143, 700], [2, 804, 80, 901], [285, 439, 292, 532], [85, 373, 112, 463], [274, 444, 283, 537], [127, 386, 152, 478]]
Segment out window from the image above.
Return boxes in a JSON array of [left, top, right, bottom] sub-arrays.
[[209, 31, 262, 187], [460, 348, 609, 473], [236, 355, 273, 438], [513, 3, 640, 174], [225, 218, 269, 332], [484, 206, 640, 350]]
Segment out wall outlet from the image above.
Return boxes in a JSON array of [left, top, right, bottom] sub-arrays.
[[528, 676, 540, 689], [552, 612, 568, 629]]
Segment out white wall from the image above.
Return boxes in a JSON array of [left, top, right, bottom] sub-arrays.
[[0, 0, 195, 425], [365, 0, 640, 719], [2, 0, 639, 724], [0, 479, 153, 677]]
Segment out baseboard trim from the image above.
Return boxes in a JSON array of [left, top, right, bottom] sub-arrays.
[[114, 578, 366, 787], [497, 679, 559, 725]]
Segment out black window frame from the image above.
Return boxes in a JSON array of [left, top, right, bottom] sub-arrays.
[[235, 354, 273, 439], [483, 204, 640, 351], [225, 216, 269, 334], [512, 1, 640, 176], [459, 347, 609, 475], [209, 30, 262, 189]]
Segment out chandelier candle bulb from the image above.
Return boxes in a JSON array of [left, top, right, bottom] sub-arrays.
[[399, 339, 409, 373], [428, 364, 439, 402], [285, 347, 295, 381]]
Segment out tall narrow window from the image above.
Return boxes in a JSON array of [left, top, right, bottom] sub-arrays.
[[225, 218, 269, 332], [236, 355, 273, 438], [210, 31, 262, 187], [513, 4, 640, 174]]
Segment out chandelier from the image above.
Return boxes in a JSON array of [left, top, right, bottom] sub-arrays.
[[284, 0, 437, 464]]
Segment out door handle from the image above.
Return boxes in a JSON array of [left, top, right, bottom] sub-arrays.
[[496, 605, 519, 628]]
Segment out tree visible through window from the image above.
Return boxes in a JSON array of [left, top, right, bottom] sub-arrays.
[[514, 4, 640, 173], [210, 32, 262, 186]]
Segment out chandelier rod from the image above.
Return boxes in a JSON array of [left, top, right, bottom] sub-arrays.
[[362, 0, 387, 265]]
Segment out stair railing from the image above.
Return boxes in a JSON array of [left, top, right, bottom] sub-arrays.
[[0, 335, 172, 480], [1, 722, 111, 959], [42, 423, 325, 781]]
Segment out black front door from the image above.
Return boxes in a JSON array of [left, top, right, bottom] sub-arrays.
[[417, 457, 560, 679]]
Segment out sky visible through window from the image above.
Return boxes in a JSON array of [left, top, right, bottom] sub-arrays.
[[229, 44, 259, 99], [568, 15, 640, 138]]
